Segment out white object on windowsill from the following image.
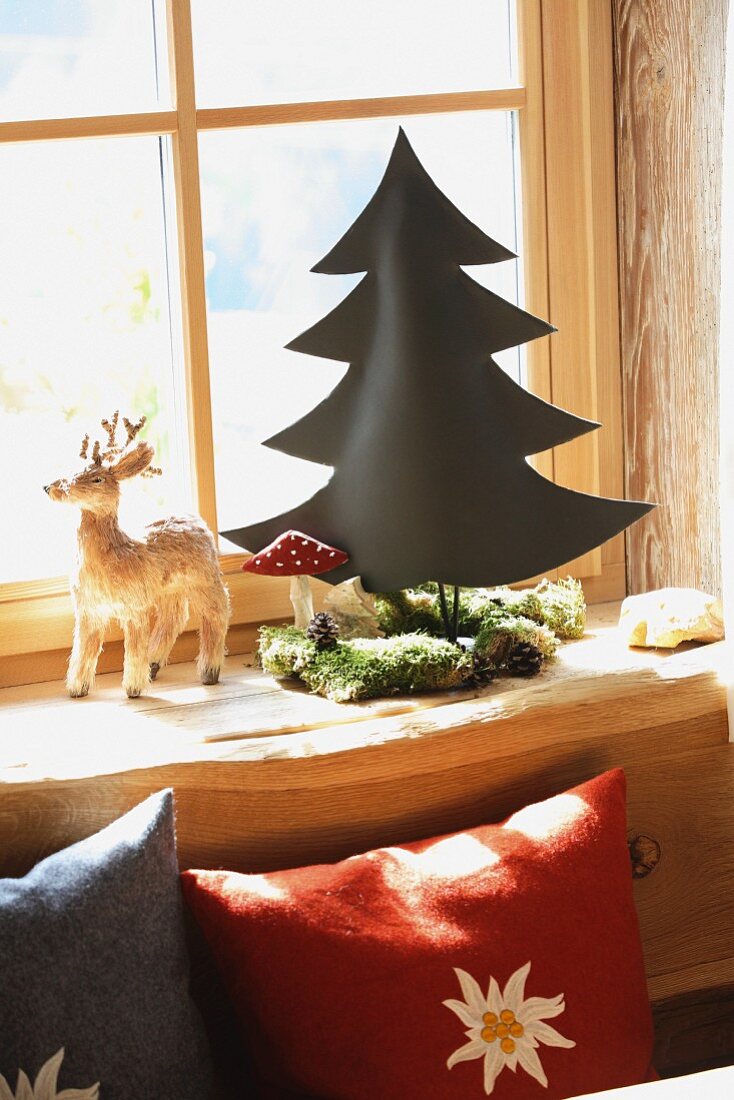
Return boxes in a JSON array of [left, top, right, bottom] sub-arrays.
[[619, 587, 725, 649], [323, 576, 384, 639]]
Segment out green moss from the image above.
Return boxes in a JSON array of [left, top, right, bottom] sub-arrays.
[[257, 626, 319, 677], [474, 579, 586, 639], [375, 579, 586, 641], [375, 586, 499, 637], [258, 628, 474, 703], [534, 577, 586, 639], [474, 613, 558, 668], [480, 588, 545, 624], [259, 577, 584, 702], [374, 590, 442, 636]]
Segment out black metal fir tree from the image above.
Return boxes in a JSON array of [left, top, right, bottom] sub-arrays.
[[223, 129, 652, 630]]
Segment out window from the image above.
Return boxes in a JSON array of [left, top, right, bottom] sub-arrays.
[[0, 134, 190, 583], [0, 1, 624, 684]]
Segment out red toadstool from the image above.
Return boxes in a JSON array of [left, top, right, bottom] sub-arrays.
[[242, 530, 349, 630]]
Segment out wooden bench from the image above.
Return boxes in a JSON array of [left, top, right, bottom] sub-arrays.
[[0, 604, 732, 1079]]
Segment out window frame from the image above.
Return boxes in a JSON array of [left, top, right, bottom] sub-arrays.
[[0, 0, 625, 685]]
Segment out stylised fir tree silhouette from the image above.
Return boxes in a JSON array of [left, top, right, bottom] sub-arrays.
[[223, 129, 652, 605]]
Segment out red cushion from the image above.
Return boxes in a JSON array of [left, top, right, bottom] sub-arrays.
[[182, 769, 654, 1098]]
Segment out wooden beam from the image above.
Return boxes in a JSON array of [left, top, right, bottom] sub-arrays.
[[517, 1, 554, 491], [196, 88, 526, 131], [613, 0, 726, 596], [540, 0, 601, 580], [588, 0, 627, 587], [514, 1, 627, 601], [0, 111, 177, 144], [166, 0, 218, 534]]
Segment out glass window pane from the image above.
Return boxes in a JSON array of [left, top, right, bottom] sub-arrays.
[[0, 0, 169, 121], [0, 136, 190, 584], [192, 0, 517, 108], [199, 113, 520, 539]]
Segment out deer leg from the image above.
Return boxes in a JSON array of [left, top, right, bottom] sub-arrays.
[[122, 620, 151, 699], [195, 581, 230, 686], [67, 615, 104, 698], [148, 596, 189, 679]]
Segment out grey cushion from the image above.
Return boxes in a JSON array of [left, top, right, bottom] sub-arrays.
[[0, 790, 215, 1099]]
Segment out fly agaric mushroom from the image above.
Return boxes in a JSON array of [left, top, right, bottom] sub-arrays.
[[242, 530, 349, 630]]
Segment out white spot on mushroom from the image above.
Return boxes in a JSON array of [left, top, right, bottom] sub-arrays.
[[266, 551, 272, 557], [301, 539, 308, 545], [255, 559, 261, 565], [291, 549, 297, 555], [290, 534, 296, 540], [329, 551, 336, 557], [277, 562, 284, 568], [314, 559, 319, 565], [296, 559, 301, 565]]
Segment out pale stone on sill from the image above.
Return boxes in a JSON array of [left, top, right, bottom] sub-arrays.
[[323, 576, 384, 639], [619, 587, 725, 648]]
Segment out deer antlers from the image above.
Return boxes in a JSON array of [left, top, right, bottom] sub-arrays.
[[80, 412, 162, 478]]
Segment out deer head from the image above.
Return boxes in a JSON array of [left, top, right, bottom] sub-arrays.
[[44, 411, 162, 515]]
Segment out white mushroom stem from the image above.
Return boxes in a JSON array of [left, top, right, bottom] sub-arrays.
[[290, 574, 314, 630]]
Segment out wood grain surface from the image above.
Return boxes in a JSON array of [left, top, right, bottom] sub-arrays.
[[0, 111, 178, 144], [613, 0, 727, 596], [166, 0, 219, 534], [1, 602, 732, 1068], [516, 0, 627, 593], [588, 0, 627, 587], [196, 89, 526, 130], [518, 0, 554, 495], [541, 0, 601, 581]]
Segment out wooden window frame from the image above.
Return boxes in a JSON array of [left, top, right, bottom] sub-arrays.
[[0, 0, 625, 687]]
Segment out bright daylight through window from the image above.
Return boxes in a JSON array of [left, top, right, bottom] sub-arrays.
[[0, 0, 519, 589]]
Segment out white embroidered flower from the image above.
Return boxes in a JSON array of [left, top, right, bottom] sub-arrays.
[[0, 1049, 99, 1100], [443, 961, 575, 1094]]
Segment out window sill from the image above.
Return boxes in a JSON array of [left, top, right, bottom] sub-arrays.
[[0, 602, 727, 780]]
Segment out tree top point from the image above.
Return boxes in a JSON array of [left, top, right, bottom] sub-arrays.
[[311, 127, 518, 275]]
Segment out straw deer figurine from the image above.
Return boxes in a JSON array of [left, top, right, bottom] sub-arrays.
[[44, 412, 230, 699]]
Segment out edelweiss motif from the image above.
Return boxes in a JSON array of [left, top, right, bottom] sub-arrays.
[[444, 961, 575, 1094], [0, 1049, 99, 1100]]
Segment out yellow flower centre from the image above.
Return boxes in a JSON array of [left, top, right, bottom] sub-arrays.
[[480, 1006, 524, 1049]]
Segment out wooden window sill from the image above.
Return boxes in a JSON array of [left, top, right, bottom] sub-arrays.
[[0, 602, 727, 781]]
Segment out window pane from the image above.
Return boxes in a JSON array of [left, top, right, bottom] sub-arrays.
[[0, 136, 190, 584], [199, 113, 520, 538], [0, 0, 169, 121], [192, 0, 516, 108]]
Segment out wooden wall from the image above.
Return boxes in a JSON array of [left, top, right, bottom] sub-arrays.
[[613, 0, 727, 597]]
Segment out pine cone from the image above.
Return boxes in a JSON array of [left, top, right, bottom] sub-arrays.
[[306, 612, 340, 649], [507, 642, 543, 677], [469, 651, 499, 686]]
